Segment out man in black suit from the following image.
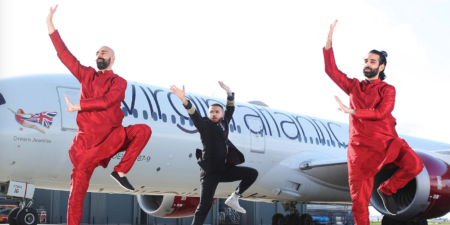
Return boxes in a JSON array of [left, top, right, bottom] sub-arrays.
[[170, 82, 258, 225]]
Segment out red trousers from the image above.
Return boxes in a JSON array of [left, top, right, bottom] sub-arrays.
[[350, 142, 423, 225], [67, 124, 151, 225]]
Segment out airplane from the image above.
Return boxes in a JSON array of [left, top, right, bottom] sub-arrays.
[[1, 74, 450, 225]]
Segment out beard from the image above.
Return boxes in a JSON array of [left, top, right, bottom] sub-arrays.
[[211, 117, 223, 124], [96, 57, 111, 70], [363, 66, 379, 79]]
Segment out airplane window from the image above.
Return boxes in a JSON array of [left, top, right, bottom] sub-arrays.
[[132, 109, 138, 118], [331, 140, 335, 147], [338, 143, 341, 148], [298, 136, 302, 142], [237, 125, 241, 134], [171, 115, 176, 124], [316, 138, 319, 145], [152, 112, 158, 121], [259, 130, 263, 137], [310, 137, 313, 144], [327, 140, 330, 146], [122, 107, 128, 117], [143, 110, 148, 120], [189, 118, 193, 126], [229, 125, 234, 132], [162, 113, 167, 123], [343, 142, 346, 148], [180, 116, 185, 125]]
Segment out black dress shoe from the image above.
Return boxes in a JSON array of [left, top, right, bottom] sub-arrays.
[[377, 188, 397, 215], [111, 172, 135, 191]]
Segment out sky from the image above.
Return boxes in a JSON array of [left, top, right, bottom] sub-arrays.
[[1, 0, 450, 218]]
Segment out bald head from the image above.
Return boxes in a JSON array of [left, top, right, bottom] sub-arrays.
[[101, 46, 115, 57], [96, 46, 115, 71], [97, 46, 115, 57]]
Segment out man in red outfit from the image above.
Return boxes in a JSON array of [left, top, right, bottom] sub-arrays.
[[46, 5, 152, 225], [323, 20, 424, 224]]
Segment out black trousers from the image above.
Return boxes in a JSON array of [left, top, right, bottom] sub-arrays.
[[191, 165, 258, 225]]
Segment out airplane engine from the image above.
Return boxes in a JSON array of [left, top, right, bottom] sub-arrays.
[[136, 195, 203, 218], [371, 151, 450, 220]]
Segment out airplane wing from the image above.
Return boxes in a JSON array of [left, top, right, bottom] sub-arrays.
[[433, 150, 450, 155], [299, 158, 349, 188], [299, 158, 348, 170]]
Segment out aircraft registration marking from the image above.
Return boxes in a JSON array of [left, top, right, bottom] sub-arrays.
[[112, 153, 151, 162]]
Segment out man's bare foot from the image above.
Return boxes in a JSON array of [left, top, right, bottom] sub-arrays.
[[118, 172, 126, 177]]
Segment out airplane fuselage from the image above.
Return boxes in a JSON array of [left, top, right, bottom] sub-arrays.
[[1, 74, 449, 205]]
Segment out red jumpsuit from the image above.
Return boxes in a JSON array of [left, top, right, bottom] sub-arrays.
[[323, 48, 423, 225], [50, 30, 152, 225]]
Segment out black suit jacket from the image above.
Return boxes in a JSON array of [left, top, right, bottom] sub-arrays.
[[184, 93, 245, 173]]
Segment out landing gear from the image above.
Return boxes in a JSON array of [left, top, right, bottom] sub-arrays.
[[299, 214, 313, 225], [7, 199, 38, 225], [8, 208, 20, 225], [285, 214, 301, 225], [382, 216, 428, 225], [270, 202, 312, 225], [16, 208, 39, 225], [271, 213, 285, 225]]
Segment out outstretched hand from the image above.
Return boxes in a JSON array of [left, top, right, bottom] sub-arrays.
[[219, 81, 232, 96], [8, 108, 17, 115], [64, 95, 81, 112], [170, 85, 188, 106], [325, 20, 338, 50], [47, 5, 58, 34], [334, 96, 355, 115]]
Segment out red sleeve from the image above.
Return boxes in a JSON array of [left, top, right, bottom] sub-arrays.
[[49, 30, 94, 83], [355, 86, 396, 120], [323, 47, 354, 95], [80, 77, 127, 112]]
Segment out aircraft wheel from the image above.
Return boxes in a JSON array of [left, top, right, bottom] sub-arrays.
[[8, 208, 20, 225], [271, 213, 285, 225], [286, 214, 301, 225], [16, 208, 39, 225], [300, 214, 313, 225]]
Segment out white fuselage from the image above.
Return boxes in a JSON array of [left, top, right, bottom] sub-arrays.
[[1, 74, 449, 204]]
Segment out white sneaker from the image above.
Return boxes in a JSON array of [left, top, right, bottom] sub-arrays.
[[225, 192, 246, 213]]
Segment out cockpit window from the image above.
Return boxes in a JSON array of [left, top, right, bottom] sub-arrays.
[[0, 93, 5, 105]]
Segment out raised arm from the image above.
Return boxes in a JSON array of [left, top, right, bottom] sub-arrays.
[[80, 78, 127, 112], [170, 85, 207, 132], [47, 5, 93, 82], [8, 108, 17, 115], [46, 5, 57, 35], [323, 20, 353, 95], [219, 81, 235, 121]]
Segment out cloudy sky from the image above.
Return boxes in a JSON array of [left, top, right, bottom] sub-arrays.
[[1, 0, 450, 217]]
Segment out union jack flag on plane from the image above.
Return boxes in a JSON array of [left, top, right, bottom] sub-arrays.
[[22, 111, 58, 128]]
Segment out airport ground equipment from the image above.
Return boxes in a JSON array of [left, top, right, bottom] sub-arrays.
[[270, 202, 313, 225]]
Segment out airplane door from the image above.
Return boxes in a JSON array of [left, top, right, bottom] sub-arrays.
[[248, 117, 265, 153], [56, 87, 79, 131]]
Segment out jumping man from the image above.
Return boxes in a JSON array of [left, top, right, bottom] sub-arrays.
[[323, 20, 423, 225], [47, 5, 152, 225], [170, 82, 258, 225]]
